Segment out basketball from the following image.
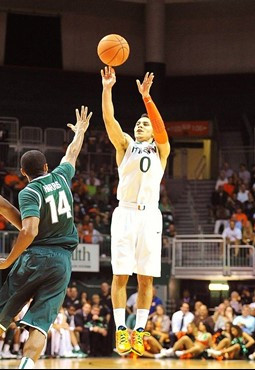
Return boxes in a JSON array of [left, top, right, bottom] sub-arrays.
[[97, 34, 130, 67]]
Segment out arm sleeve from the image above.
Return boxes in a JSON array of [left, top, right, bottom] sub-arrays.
[[52, 162, 75, 185], [18, 188, 40, 220], [143, 96, 168, 144]]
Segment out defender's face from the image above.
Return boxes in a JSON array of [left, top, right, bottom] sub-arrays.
[[134, 117, 153, 142]]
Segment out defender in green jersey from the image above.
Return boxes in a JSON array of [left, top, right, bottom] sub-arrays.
[[0, 106, 92, 369]]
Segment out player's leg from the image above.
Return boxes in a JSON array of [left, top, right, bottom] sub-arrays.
[[18, 247, 72, 368], [111, 274, 131, 355], [18, 328, 45, 369], [131, 208, 162, 355], [110, 206, 137, 355], [131, 274, 153, 356]]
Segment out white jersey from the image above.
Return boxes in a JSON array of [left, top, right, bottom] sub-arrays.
[[117, 139, 164, 205]]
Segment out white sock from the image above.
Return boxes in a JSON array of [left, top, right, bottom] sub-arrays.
[[3, 343, 10, 352], [113, 308, 126, 329], [134, 309, 149, 330], [13, 343, 20, 352], [74, 344, 80, 351], [19, 357, 35, 369]]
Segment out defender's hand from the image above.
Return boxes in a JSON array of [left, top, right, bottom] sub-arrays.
[[67, 106, 93, 134]]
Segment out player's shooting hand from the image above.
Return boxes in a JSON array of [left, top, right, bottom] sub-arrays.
[[0, 257, 9, 269], [136, 72, 154, 98], [101, 66, 116, 88], [67, 106, 93, 134]]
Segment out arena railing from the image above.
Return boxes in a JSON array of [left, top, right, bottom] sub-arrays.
[[171, 234, 255, 279], [0, 117, 19, 143], [0, 231, 172, 264]]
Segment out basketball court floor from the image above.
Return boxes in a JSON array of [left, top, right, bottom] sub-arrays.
[[2, 357, 255, 369]]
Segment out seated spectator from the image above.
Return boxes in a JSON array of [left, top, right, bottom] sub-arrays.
[[91, 293, 111, 322], [159, 194, 173, 212], [215, 170, 228, 191], [229, 290, 242, 315], [85, 304, 108, 357], [193, 304, 215, 332], [244, 192, 255, 220], [81, 221, 103, 244], [213, 206, 230, 234], [86, 170, 101, 186], [209, 324, 254, 360], [159, 321, 214, 359], [170, 302, 194, 347], [240, 287, 252, 305], [63, 286, 81, 310], [149, 287, 163, 319], [165, 223, 176, 238], [98, 211, 111, 235], [211, 185, 228, 219], [4, 172, 26, 207], [233, 305, 255, 335], [74, 302, 92, 354], [50, 307, 86, 358], [222, 162, 234, 179], [72, 177, 88, 199], [237, 184, 250, 205], [238, 163, 251, 187], [151, 304, 171, 345], [232, 206, 248, 226], [222, 219, 242, 257], [65, 304, 76, 331], [80, 291, 89, 306], [193, 301, 203, 316], [213, 304, 236, 332], [223, 176, 236, 198], [242, 220, 255, 246], [179, 289, 195, 312]]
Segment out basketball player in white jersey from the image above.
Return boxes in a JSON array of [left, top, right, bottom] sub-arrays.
[[101, 66, 170, 356]]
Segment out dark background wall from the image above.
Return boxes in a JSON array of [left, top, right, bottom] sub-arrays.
[[0, 0, 254, 133]]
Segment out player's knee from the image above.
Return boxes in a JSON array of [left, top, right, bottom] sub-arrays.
[[137, 275, 153, 289], [113, 274, 129, 288]]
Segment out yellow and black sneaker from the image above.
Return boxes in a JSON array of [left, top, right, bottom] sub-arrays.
[[131, 327, 150, 356], [115, 326, 132, 356]]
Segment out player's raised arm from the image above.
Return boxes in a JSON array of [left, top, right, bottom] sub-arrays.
[[101, 66, 130, 155], [136, 72, 170, 168], [0, 195, 22, 230], [61, 105, 92, 168]]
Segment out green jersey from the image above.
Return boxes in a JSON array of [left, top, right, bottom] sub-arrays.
[[18, 162, 78, 251]]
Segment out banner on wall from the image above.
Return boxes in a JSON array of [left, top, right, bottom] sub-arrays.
[[71, 243, 99, 272], [165, 121, 211, 137]]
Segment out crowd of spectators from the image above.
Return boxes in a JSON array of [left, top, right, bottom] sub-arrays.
[[0, 152, 176, 257], [3, 284, 255, 361], [211, 162, 255, 257]]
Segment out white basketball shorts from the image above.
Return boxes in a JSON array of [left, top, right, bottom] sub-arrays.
[[111, 202, 163, 277]]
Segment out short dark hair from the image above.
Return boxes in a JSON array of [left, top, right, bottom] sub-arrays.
[[140, 113, 148, 118], [20, 150, 47, 178]]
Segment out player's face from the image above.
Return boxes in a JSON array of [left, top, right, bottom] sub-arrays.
[[134, 117, 153, 142]]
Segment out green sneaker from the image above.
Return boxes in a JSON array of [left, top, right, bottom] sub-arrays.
[[72, 349, 88, 358]]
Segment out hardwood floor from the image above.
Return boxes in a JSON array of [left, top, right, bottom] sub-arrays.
[[2, 357, 255, 369]]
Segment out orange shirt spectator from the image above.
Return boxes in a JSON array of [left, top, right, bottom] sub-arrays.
[[223, 182, 235, 197], [232, 207, 248, 226], [4, 173, 26, 190], [0, 214, 7, 230]]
